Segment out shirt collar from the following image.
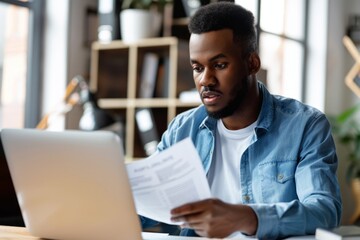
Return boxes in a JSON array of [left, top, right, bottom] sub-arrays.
[[200, 114, 217, 130], [255, 81, 274, 135], [199, 81, 274, 134]]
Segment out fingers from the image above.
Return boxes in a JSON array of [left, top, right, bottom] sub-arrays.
[[171, 203, 201, 217], [170, 199, 221, 225], [180, 220, 202, 229], [170, 200, 209, 223], [171, 198, 220, 217], [170, 208, 205, 223]]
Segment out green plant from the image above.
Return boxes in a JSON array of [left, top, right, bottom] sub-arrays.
[[121, 0, 171, 11], [330, 103, 360, 181]]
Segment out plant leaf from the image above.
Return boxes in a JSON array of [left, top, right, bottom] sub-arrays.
[[337, 103, 360, 123]]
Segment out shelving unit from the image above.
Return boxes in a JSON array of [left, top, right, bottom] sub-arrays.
[[90, 37, 200, 161]]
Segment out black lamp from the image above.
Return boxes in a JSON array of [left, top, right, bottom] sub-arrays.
[[347, 15, 360, 45], [78, 80, 115, 131]]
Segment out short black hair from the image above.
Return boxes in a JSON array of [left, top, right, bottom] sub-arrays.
[[188, 2, 257, 55]]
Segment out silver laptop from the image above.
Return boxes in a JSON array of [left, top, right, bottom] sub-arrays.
[[2, 128, 142, 240]]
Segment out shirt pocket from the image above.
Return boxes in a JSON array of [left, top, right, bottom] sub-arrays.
[[258, 160, 297, 203]]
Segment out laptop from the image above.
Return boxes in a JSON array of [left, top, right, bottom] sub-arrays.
[[1, 128, 143, 240]]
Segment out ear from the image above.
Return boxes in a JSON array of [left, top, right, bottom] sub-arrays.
[[248, 53, 261, 75]]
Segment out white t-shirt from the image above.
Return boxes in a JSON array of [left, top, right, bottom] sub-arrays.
[[207, 119, 257, 238], [208, 119, 257, 204]]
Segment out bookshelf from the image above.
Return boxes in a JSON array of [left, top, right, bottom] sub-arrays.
[[90, 37, 201, 161]]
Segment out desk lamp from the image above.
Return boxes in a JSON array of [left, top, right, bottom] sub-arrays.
[[36, 75, 116, 131], [78, 80, 115, 131]]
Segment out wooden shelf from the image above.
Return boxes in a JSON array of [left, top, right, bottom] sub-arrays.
[[90, 37, 198, 160], [98, 98, 201, 109], [172, 17, 190, 26], [92, 37, 179, 50]]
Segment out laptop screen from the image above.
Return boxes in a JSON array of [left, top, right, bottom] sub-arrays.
[[2, 129, 142, 240]]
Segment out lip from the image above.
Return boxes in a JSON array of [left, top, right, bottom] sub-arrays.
[[201, 90, 222, 105]]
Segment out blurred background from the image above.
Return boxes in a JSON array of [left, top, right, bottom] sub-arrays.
[[0, 0, 359, 227]]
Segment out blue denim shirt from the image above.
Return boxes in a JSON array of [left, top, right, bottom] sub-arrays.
[[142, 82, 342, 239]]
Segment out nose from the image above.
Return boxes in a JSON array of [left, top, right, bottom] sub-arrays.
[[198, 68, 216, 87]]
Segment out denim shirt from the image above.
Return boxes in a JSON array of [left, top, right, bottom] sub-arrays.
[[142, 82, 342, 239]]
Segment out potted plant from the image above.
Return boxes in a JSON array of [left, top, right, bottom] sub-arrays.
[[330, 103, 360, 223], [121, 0, 170, 10], [330, 103, 360, 180], [120, 0, 172, 43]]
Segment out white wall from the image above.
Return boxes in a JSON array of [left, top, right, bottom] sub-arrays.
[[42, 0, 70, 130], [325, 0, 360, 225], [305, 0, 328, 111], [66, 0, 98, 129], [42, 0, 97, 130]]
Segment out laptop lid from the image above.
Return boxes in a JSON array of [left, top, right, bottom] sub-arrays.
[[1, 128, 142, 240]]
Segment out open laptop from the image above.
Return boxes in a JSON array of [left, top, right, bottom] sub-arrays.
[[1, 128, 143, 240]]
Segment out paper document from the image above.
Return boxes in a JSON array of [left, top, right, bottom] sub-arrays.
[[126, 138, 211, 225]]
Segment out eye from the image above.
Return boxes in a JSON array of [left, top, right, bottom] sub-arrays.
[[192, 64, 204, 73], [214, 62, 228, 69]]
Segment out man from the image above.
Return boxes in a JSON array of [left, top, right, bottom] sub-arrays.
[[142, 2, 341, 239]]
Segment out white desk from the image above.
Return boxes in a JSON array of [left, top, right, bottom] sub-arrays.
[[0, 225, 315, 240]]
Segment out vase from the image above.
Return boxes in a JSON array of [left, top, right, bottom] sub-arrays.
[[350, 178, 360, 224], [120, 9, 162, 43]]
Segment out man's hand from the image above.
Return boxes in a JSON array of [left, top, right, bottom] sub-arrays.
[[170, 198, 258, 238]]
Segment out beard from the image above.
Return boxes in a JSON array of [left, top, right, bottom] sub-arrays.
[[206, 77, 249, 119]]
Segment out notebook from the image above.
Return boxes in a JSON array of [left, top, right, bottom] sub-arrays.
[[1, 128, 142, 240]]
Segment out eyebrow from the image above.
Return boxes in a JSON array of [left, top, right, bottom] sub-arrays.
[[190, 53, 227, 65]]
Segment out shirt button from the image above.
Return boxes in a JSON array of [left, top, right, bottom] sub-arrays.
[[277, 174, 284, 181], [243, 195, 250, 201]]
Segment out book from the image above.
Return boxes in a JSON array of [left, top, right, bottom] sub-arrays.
[[181, 0, 210, 17], [155, 56, 170, 98], [136, 53, 160, 156], [315, 225, 360, 240], [135, 108, 159, 156], [98, 0, 122, 42], [138, 53, 159, 98]]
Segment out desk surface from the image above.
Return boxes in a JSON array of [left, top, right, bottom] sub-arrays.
[[0, 225, 38, 239], [0, 225, 315, 240]]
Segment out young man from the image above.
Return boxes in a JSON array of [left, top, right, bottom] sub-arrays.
[[142, 2, 341, 239]]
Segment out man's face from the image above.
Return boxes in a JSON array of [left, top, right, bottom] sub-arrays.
[[189, 29, 251, 119]]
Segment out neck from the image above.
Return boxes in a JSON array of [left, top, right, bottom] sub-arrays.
[[221, 81, 262, 130]]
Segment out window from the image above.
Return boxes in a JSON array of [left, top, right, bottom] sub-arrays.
[[0, 0, 43, 128], [235, 0, 308, 101]]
